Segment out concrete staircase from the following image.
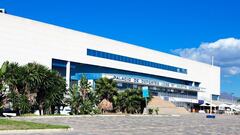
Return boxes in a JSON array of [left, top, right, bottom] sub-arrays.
[[147, 96, 190, 115]]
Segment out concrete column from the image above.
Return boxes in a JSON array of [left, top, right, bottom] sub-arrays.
[[66, 61, 71, 89]]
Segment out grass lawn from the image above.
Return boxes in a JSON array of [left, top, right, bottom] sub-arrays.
[[0, 118, 70, 130], [20, 113, 68, 117]]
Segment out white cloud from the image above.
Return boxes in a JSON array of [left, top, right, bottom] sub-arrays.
[[225, 66, 240, 75], [173, 37, 240, 76]]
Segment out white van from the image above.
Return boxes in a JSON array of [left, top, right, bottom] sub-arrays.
[[60, 106, 71, 115]]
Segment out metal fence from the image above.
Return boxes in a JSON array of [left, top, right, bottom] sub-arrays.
[[158, 92, 197, 99]]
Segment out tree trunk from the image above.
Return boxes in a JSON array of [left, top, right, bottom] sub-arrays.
[[39, 103, 44, 115], [57, 105, 60, 114], [51, 105, 55, 115], [16, 108, 20, 116]]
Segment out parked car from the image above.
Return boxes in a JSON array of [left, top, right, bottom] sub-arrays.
[[198, 110, 205, 114], [60, 106, 71, 115], [2, 109, 17, 117]]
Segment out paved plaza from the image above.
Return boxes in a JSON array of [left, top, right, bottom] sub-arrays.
[[2, 114, 240, 135]]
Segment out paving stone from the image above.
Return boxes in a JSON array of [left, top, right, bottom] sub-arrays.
[[3, 114, 239, 135]]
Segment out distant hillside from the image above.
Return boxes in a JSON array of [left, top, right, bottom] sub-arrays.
[[220, 92, 239, 101]]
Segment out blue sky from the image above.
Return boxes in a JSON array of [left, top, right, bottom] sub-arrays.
[[1, 0, 240, 96]]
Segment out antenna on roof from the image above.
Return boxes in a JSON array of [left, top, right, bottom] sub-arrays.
[[211, 56, 214, 66]]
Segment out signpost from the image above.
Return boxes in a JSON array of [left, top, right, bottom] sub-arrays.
[[142, 86, 149, 108]]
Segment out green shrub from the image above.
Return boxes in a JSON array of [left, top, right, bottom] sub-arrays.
[[148, 108, 153, 114], [155, 107, 159, 115]]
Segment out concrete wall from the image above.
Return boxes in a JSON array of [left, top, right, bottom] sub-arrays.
[[0, 13, 220, 100]]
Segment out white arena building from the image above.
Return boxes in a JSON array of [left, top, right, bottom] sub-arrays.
[[0, 12, 220, 111]]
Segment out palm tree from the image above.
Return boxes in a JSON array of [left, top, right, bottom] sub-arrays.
[[35, 67, 66, 115], [69, 84, 81, 114], [18, 62, 66, 115], [0, 61, 8, 88], [0, 62, 8, 115], [79, 74, 91, 100], [7, 92, 31, 114], [114, 91, 127, 113], [0, 61, 66, 115], [69, 75, 99, 115], [43, 70, 66, 114], [2, 62, 22, 93], [3, 62, 47, 115], [125, 89, 144, 114], [95, 77, 118, 113], [21, 62, 49, 115], [22, 63, 46, 95], [2, 61, 26, 115], [115, 89, 147, 114], [95, 77, 118, 103]]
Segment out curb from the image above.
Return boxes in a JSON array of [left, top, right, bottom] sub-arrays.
[[14, 115, 126, 119], [14, 114, 182, 119], [128, 114, 181, 117], [0, 128, 73, 134]]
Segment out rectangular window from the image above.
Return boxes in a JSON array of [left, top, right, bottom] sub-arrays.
[[212, 95, 219, 101], [87, 49, 187, 74]]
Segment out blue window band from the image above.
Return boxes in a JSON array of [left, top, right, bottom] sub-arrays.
[[87, 49, 187, 74]]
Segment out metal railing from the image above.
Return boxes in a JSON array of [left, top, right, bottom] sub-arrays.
[[158, 92, 197, 99]]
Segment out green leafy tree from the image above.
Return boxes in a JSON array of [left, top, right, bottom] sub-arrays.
[[70, 75, 100, 114], [33, 65, 66, 115], [2, 61, 66, 115], [126, 89, 145, 114], [18, 94, 31, 114], [21, 63, 46, 97], [115, 89, 150, 114], [21, 62, 49, 115], [7, 92, 31, 115], [78, 75, 98, 114], [79, 74, 91, 100], [79, 99, 94, 114], [2, 62, 21, 94], [113, 92, 127, 112], [69, 75, 99, 115], [0, 95, 3, 116], [79, 89, 100, 114], [2, 62, 25, 115], [0, 66, 3, 114], [95, 77, 118, 103], [0, 62, 8, 115], [42, 70, 66, 114], [69, 84, 81, 115]]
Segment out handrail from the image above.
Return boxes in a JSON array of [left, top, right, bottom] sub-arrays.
[[158, 92, 197, 99]]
